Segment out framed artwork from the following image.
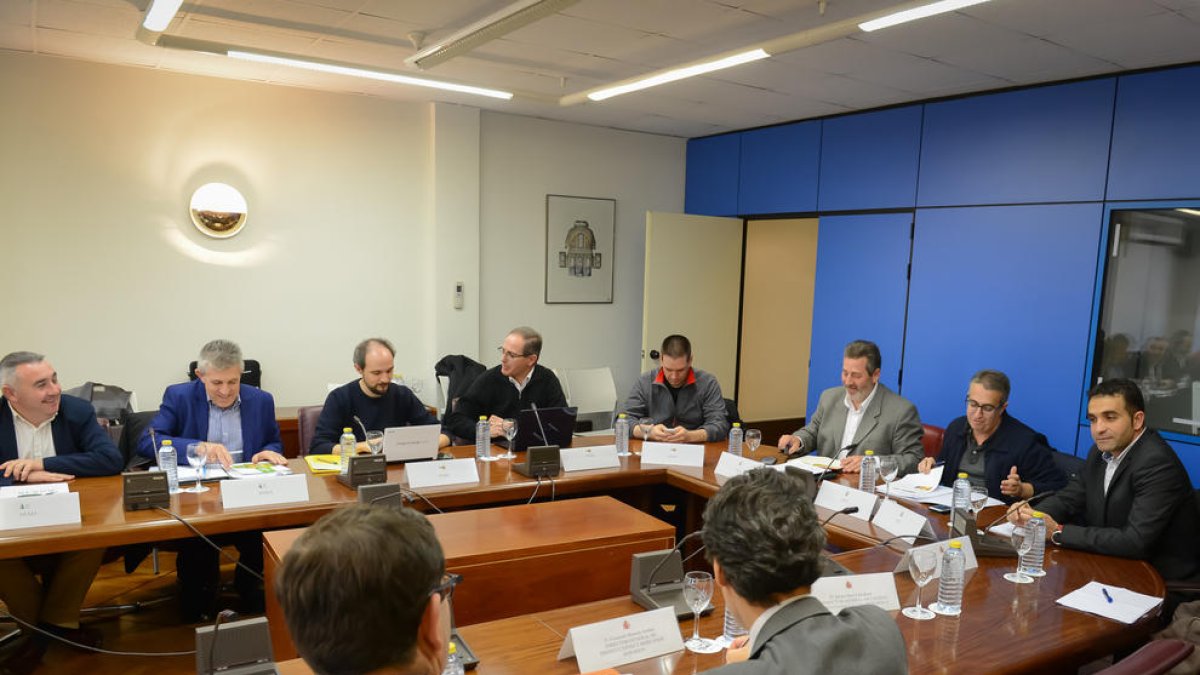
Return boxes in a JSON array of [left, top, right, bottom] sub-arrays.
[[545, 194, 616, 304]]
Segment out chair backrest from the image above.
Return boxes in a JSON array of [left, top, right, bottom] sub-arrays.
[[724, 398, 742, 426], [1097, 638, 1194, 675], [434, 355, 486, 415], [564, 367, 617, 415], [921, 424, 944, 458], [297, 405, 323, 455], [1052, 449, 1086, 483], [188, 359, 262, 388], [120, 410, 158, 471], [66, 382, 134, 424]]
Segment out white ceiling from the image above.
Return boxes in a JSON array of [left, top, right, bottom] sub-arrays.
[[3, 0, 1200, 137]]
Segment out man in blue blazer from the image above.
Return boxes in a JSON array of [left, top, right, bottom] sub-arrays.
[[0, 351, 124, 670], [140, 339, 285, 621]]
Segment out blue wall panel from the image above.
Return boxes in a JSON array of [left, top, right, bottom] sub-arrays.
[[1108, 65, 1200, 201], [685, 134, 740, 216], [738, 121, 820, 215], [902, 204, 1103, 455], [807, 213, 912, 414], [819, 106, 922, 211], [1167, 438, 1200, 489], [918, 79, 1116, 207]]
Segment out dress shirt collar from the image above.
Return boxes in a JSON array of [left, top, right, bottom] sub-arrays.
[[843, 382, 879, 414], [508, 369, 534, 393], [1102, 428, 1144, 493], [206, 394, 242, 411]]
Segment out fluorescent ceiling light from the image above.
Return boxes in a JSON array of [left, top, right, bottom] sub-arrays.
[[586, 49, 769, 102], [227, 51, 514, 100], [859, 0, 993, 32], [142, 0, 184, 32], [1176, 209, 1200, 217], [407, 0, 580, 70]]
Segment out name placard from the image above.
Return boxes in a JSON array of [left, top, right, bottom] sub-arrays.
[[0, 482, 70, 499], [814, 481, 876, 521], [405, 458, 480, 490], [871, 498, 935, 542], [220, 474, 310, 510], [811, 572, 900, 615], [639, 442, 705, 468], [557, 606, 683, 673], [714, 452, 763, 478], [560, 446, 621, 472], [0, 491, 82, 530], [893, 536, 978, 579]]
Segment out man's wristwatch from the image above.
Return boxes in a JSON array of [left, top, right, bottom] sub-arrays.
[[1050, 524, 1064, 546]]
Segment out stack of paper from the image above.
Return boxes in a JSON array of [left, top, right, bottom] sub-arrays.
[[1056, 581, 1162, 624], [227, 462, 293, 478]]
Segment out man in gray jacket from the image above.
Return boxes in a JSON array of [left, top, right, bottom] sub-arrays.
[[621, 334, 729, 443], [702, 468, 907, 674]]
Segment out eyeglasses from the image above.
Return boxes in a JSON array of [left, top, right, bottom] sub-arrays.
[[965, 398, 1003, 414], [497, 347, 532, 360], [428, 572, 462, 603]]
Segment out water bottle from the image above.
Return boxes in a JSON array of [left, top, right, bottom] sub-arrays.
[[721, 607, 747, 646], [339, 427, 355, 475], [1022, 511, 1047, 578], [614, 413, 631, 457], [858, 450, 877, 494], [441, 641, 464, 675], [952, 472, 972, 521], [475, 416, 490, 461], [728, 422, 743, 457], [157, 439, 179, 493], [933, 540, 965, 616]]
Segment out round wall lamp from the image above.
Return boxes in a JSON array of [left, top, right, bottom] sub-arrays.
[[190, 182, 248, 238]]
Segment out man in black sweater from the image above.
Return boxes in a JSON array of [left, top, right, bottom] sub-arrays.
[[312, 338, 449, 454], [444, 327, 567, 442]]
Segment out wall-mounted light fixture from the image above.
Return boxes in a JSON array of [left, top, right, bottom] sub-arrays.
[[190, 183, 248, 239]]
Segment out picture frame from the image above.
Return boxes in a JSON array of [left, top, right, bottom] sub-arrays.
[[545, 194, 616, 304]]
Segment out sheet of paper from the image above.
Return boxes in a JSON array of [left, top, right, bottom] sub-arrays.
[[785, 455, 841, 474], [227, 462, 294, 478], [556, 606, 683, 673], [920, 490, 1003, 509], [561, 445, 621, 472], [0, 482, 70, 499], [887, 466, 943, 498], [988, 521, 1016, 537], [639, 442, 705, 468], [1056, 581, 1162, 624], [892, 536, 978, 580], [170, 465, 229, 482], [811, 573, 900, 614], [713, 452, 764, 478]]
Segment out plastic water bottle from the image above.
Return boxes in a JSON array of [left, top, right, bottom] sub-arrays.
[[952, 472, 972, 521], [614, 413, 631, 457], [475, 416, 490, 461], [858, 450, 878, 494], [441, 641, 464, 675], [157, 439, 179, 493], [728, 422, 743, 457], [721, 607, 747, 646], [933, 540, 965, 616], [1022, 511, 1047, 578], [339, 427, 356, 475]]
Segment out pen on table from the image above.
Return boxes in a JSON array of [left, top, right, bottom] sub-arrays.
[[1101, 587, 1113, 603]]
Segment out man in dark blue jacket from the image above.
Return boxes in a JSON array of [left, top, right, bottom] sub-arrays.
[[918, 369, 1066, 503], [141, 339, 284, 621], [0, 351, 123, 670]]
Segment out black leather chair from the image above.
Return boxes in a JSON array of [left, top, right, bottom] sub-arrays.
[[297, 404, 323, 455], [187, 359, 262, 388], [1052, 448, 1086, 482]]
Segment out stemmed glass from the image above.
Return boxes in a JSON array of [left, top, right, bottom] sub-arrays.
[[1004, 526, 1034, 584], [682, 571, 721, 653], [365, 431, 384, 455], [498, 419, 518, 460], [183, 442, 210, 493], [970, 487, 989, 516], [878, 456, 899, 502], [744, 429, 762, 456], [901, 549, 937, 620], [638, 418, 654, 445]]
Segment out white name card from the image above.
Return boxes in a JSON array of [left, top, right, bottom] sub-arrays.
[[871, 498, 935, 542], [0, 482, 70, 499], [893, 536, 979, 580], [0, 491, 81, 530], [557, 606, 683, 673], [405, 458, 480, 490], [714, 452, 763, 478], [221, 474, 310, 510], [811, 572, 900, 615], [814, 481, 877, 521], [560, 445, 621, 472], [639, 442, 705, 468]]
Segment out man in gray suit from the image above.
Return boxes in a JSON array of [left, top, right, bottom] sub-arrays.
[[701, 468, 907, 674], [778, 339, 923, 475]]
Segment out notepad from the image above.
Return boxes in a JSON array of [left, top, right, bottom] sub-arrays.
[[304, 455, 342, 474], [1056, 581, 1162, 624], [228, 462, 293, 478]]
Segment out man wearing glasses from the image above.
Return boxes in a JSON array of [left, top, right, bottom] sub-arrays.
[[444, 326, 566, 442], [917, 370, 1066, 503], [276, 504, 460, 675]]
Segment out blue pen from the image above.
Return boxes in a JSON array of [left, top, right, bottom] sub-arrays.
[[1101, 587, 1114, 603]]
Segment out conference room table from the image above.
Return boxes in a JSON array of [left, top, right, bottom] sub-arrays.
[[0, 436, 1167, 673]]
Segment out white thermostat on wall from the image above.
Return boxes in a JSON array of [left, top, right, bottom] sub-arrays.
[[454, 282, 464, 310]]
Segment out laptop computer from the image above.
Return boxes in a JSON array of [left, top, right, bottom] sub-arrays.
[[495, 406, 577, 453], [382, 424, 442, 463]]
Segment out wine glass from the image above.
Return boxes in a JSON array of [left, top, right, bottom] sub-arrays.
[[682, 571, 721, 654], [183, 442, 210, 493], [901, 549, 937, 620], [365, 431, 384, 455], [1004, 526, 1034, 584], [744, 429, 762, 456], [638, 418, 654, 444], [878, 456, 899, 501], [970, 487, 989, 515], [499, 418, 518, 460]]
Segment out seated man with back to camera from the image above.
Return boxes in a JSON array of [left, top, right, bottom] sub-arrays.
[[138, 339, 286, 621], [621, 334, 729, 443], [917, 369, 1066, 502], [443, 326, 567, 443], [312, 337, 449, 454], [0, 351, 124, 671], [778, 339, 924, 475], [275, 504, 458, 675], [702, 468, 907, 674]]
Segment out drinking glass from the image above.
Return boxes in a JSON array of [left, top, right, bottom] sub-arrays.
[[183, 442, 210, 494], [970, 487, 989, 515], [682, 571, 721, 654], [878, 456, 899, 502], [499, 418, 518, 460], [901, 549, 937, 620], [638, 418, 654, 444], [365, 431, 384, 455], [1004, 526, 1034, 584], [744, 429, 762, 455]]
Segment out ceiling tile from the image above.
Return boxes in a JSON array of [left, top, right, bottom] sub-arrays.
[[0, 1, 31, 26], [37, 0, 141, 39], [857, 12, 1031, 59], [0, 23, 35, 52], [35, 27, 161, 66], [1045, 10, 1200, 68], [965, 0, 1169, 38], [936, 35, 1120, 82]]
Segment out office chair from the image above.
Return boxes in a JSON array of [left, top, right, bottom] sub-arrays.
[[187, 359, 262, 388]]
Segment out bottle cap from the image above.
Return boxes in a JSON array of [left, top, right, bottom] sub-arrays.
[[732, 422, 741, 428], [949, 540, 963, 549], [343, 427, 352, 433], [479, 416, 487, 421], [448, 643, 457, 655], [864, 450, 874, 455], [162, 439, 172, 445], [958, 472, 968, 479], [618, 413, 626, 418], [1032, 511, 1044, 518]]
